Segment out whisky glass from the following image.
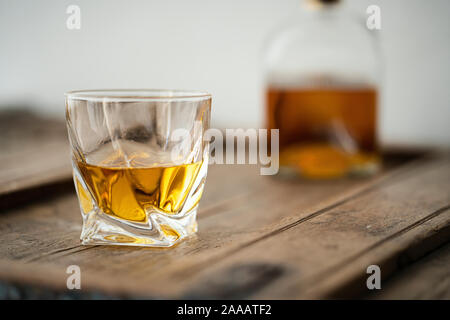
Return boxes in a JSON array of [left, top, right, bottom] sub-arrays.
[[65, 89, 211, 247]]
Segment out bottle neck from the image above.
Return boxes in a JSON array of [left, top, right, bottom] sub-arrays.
[[304, 0, 341, 10], [300, 0, 348, 24], [302, 0, 344, 16]]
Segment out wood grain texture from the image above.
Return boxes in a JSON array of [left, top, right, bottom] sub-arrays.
[[368, 243, 450, 299], [0, 149, 448, 299], [0, 111, 72, 203]]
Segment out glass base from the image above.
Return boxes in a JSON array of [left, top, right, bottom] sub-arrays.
[[277, 156, 381, 180], [80, 208, 198, 247], [277, 144, 380, 179]]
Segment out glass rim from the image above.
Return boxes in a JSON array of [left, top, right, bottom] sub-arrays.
[[65, 89, 211, 102]]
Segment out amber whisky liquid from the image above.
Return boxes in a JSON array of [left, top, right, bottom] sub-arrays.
[[76, 152, 204, 223], [266, 86, 379, 178]]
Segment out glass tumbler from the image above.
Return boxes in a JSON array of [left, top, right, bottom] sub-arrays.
[[65, 90, 211, 247]]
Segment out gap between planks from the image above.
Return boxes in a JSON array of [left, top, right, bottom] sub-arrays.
[[292, 205, 450, 298]]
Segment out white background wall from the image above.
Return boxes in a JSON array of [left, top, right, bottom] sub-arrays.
[[0, 0, 449, 146]]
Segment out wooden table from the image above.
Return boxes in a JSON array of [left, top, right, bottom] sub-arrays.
[[0, 112, 449, 299]]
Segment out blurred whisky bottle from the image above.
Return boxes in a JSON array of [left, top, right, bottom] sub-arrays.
[[264, 0, 381, 179]]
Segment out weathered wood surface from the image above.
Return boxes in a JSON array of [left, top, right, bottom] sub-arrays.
[[369, 242, 450, 299], [0, 111, 72, 208], [0, 138, 448, 299]]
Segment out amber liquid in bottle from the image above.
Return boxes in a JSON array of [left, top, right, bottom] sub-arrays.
[[75, 152, 204, 224], [266, 85, 379, 178]]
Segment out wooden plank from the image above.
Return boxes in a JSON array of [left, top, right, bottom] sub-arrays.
[[0, 151, 447, 299], [125, 153, 449, 299], [369, 243, 450, 299], [182, 155, 450, 299], [0, 111, 72, 206], [0, 163, 359, 262]]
